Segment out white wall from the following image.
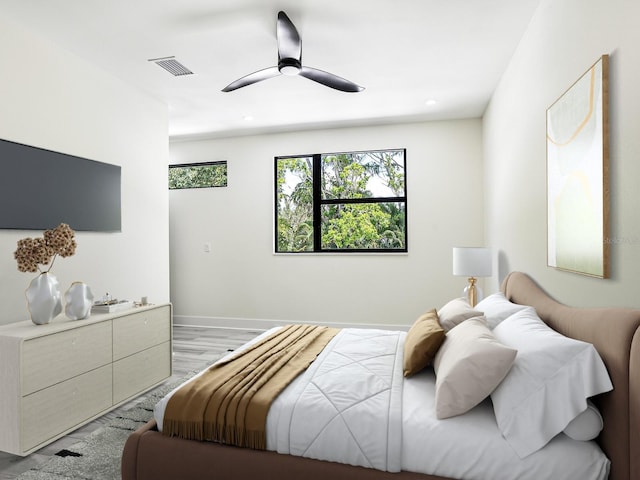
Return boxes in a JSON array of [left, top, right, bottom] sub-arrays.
[[484, 0, 640, 307], [0, 16, 170, 325], [170, 119, 483, 328]]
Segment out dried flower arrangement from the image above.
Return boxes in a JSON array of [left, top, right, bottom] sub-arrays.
[[14, 223, 77, 273]]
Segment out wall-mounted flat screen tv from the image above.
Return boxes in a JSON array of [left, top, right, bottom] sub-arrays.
[[0, 138, 121, 231]]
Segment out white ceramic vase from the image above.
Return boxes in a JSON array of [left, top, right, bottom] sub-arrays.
[[64, 282, 94, 320], [25, 272, 63, 325]]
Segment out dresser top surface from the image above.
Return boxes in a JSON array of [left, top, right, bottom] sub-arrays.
[[0, 303, 171, 340]]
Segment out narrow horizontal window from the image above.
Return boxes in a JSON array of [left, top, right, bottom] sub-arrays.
[[169, 161, 227, 189], [275, 149, 407, 253]]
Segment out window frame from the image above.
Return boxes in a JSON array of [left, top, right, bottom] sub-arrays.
[[274, 148, 408, 254], [168, 161, 227, 190]]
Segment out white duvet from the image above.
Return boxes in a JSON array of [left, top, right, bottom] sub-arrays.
[[266, 328, 404, 472], [154, 327, 610, 480]]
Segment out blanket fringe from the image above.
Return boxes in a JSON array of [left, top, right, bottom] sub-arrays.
[[164, 420, 266, 450], [162, 419, 203, 441]]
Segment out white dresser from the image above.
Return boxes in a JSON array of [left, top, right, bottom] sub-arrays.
[[0, 303, 172, 456]]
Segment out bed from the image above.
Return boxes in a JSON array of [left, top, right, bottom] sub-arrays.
[[121, 272, 640, 480]]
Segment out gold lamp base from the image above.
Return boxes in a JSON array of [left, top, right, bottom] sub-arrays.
[[465, 277, 478, 307]]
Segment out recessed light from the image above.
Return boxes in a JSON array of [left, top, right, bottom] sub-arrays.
[[243, 115, 254, 121], [425, 99, 437, 106]]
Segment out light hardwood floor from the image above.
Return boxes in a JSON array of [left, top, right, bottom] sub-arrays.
[[0, 325, 263, 479]]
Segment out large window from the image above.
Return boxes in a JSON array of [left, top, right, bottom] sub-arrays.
[[275, 149, 407, 253], [169, 161, 227, 189]]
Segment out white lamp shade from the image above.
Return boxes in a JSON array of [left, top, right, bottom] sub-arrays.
[[453, 247, 492, 277]]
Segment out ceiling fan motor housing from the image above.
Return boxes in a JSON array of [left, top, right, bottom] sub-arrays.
[[278, 57, 302, 75]]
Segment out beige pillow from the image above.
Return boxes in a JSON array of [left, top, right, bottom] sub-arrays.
[[403, 309, 446, 377], [433, 318, 517, 419], [437, 297, 483, 331]]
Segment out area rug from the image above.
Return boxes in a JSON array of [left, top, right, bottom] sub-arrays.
[[16, 366, 208, 480]]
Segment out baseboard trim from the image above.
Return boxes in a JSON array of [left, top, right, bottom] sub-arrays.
[[173, 315, 410, 332]]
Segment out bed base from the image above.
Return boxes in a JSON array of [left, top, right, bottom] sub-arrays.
[[122, 272, 640, 480], [122, 419, 449, 480]]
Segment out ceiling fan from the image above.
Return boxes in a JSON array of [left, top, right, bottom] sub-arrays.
[[222, 11, 364, 93]]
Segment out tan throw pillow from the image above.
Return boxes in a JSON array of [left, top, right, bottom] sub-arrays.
[[437, 297, 483, 331], [403, 309, 446, 377], [433, 317, 517, 419]]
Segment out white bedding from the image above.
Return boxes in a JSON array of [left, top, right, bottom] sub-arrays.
[[402, 369, 610, 480], [267, 328, 404, 472], [154, 327, 610, 480]]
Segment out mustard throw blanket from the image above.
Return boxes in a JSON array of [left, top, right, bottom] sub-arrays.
[[163, 324, 339, 449]]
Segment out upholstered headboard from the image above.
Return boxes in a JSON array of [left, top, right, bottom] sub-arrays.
[[501, 272, 640, 480]]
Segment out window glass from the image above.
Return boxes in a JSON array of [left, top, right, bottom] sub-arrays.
[[321, 202, 406, 250], [276, 157, 314, 252], [321, 150, 405, 200], [169, 162, 227, 189]]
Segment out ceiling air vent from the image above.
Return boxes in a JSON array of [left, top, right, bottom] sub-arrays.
[[148, 56, 193, 76]]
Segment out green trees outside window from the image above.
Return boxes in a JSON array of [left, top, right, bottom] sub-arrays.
[[169, 162, 227, 189], [275, 149, 407, 253]]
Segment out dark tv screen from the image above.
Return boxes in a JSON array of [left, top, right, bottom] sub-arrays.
[[0, 138, 121, 231]]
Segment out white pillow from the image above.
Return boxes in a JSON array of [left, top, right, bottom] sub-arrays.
[[491, 308, 613, 458], [474, 292, 528, 329], [563, 401, 603, 441], [433, 318, 517, 419], [437, 297, 483, 331]]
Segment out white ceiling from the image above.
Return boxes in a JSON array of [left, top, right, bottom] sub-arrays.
[[1, 0, 541, 140]]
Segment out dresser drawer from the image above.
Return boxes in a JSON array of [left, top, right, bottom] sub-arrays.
[[22, 321, 112, 395], [113, 341, 171, 404], [21, 364, 112, 452], [113, 306, 171, 361]]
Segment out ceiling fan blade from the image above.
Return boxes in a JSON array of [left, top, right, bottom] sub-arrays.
[[277, 11, 301, 61], [299, 66, 364, 93], [222, 66, 280, 92]]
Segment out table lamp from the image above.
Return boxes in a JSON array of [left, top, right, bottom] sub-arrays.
[[452, 247, 492, 307]]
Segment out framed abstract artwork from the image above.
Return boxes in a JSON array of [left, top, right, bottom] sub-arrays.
[[546, 55, 609, 278]]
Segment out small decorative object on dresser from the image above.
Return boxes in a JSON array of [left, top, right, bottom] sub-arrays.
[[64, 281, 94, 320], [14, 223, 77, 325], [92, 299, 135, 313], [25, 272, 63, 325]]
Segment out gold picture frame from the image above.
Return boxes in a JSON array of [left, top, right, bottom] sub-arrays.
[[546, 55, 609, 278]]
